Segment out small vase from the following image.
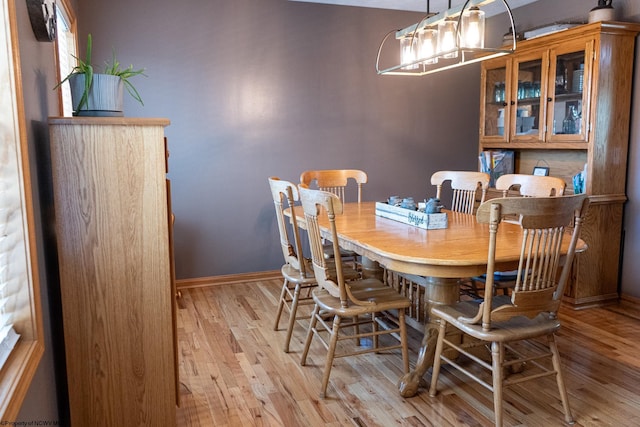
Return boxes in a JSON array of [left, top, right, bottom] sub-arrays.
[[588, 1, 616, 23]]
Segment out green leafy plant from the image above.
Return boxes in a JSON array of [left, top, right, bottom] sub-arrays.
[[55, 34, 146, 110]]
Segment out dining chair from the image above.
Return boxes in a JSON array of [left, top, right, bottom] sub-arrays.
[[428, 170, 491, 299], [298, 185, 411, 398], [429, 194, 589, 427], [268, 177, 358, 353], [431, 170, 491, 215], [461, 173, 568, 299], [300, 169, 367, 266], [299, 169, 367, 203], [495, 173, 566, 197]]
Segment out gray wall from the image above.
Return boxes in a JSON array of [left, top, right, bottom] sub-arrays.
[[620, 2, 640, 299], [76, 0, 481, 279]]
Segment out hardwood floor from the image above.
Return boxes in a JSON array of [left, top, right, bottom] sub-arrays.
[[175, 279, 640, 426]]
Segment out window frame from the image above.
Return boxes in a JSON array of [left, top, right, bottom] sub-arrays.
[[53, 0, 77, 116], [0, 0, 45, 420]]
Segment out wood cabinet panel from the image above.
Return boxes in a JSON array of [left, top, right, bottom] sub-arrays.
[[49, 117, 176, 426], [567, 202, 623, 306]]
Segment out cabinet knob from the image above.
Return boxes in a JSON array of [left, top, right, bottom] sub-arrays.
[[510, 100, 515, 105], [547, 97, 553, 102], [502, 102, 508, 107]]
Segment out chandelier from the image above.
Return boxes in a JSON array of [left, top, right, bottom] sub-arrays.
[[376, 0, 516, 76]]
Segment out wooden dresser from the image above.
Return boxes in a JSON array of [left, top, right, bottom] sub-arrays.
[[49, 117, 177, 426]]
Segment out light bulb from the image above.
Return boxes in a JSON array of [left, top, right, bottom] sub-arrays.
[[400, 36, 419, 70], [437, 19, 458, 59], [418, 28, 438, 65], [461, 6, 485, 49]]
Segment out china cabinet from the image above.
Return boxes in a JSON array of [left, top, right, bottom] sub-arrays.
[[481, 39, 591, 145], [478, 21, 640, 308], [49, 117, 177, 426]]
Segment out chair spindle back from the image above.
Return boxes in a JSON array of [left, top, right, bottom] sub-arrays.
[[472, 195, 589, 330], [496, 173, 566, 198], [268, 177, 308, 278], [300, 169, 367, 204], [431, 171, 490, 215]]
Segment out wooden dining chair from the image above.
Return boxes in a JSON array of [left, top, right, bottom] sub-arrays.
[[300, 169, 367, 266], [298, 185, 411, 398], [429, 194, 589, 427], [300, 169, 367, 203], [496, 173, 566, 197], [268, 177, 358, 352], [431, 170, 491, 214], [462, 173, 568, 299], [429, 170, 491, 298]]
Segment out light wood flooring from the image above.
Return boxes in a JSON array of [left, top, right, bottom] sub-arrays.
[[175, 278, 640, 426]]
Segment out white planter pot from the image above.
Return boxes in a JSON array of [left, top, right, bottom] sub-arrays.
[[69, 73, 124, 116]]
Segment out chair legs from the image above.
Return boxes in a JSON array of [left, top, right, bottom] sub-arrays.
[[283, 283, 304, 353], [274, 277, 315, 353], [428, 321, 446, 398], [300, 305, 339, 398], [300, 304, 320, 367], [320, 315, 342, 398], [302, 304, 409, 399], [399, 311, 410, 373], [273, 278, 289, 332], [429, 322, 574, 427], [548, 334, 574, 425], [491, 341, 505, 427]]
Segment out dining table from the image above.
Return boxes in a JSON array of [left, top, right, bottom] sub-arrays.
[[287, 200, 584, 398]]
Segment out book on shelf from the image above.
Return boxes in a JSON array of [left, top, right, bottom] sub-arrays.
[[479, 150, 514, 187]]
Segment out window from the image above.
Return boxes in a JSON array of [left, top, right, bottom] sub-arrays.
[[0, 0, 44, 420], [54, 0, 77, 116]]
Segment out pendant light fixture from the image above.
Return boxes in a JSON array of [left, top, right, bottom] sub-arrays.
[[376, 0, 516, 77]]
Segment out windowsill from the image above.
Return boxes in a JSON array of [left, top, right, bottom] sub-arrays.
[[0, 340, 44, 419]]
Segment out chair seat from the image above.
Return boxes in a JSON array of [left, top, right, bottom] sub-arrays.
[[323, 242, 357, 259], [312, 279, 411, 315], [281, 261, 359, 284], [431, 296, 561, 343], [281, 264, 316, 284], [471, 271, 518, 291]]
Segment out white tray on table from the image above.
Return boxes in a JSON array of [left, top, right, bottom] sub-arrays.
[[375, 202, 448, 230]]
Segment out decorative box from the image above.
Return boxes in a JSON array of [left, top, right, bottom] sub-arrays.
[[375, 202, 448, 230]]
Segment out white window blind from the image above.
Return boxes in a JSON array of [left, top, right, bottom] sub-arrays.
[[0, 96, 27, 369]]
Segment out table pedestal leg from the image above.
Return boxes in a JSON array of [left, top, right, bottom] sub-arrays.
[[360, 256, 384, 281], [398, 276, 459, 398]]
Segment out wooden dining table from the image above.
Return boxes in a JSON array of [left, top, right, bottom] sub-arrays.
[[288, 201, 583, 398]]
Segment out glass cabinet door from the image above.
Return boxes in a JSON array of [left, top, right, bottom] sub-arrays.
[[546, 39, 593, 143], [511, 51, 547, 142], [480, 58, 510, 142]]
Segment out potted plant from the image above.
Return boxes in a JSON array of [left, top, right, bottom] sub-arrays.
[[56, 34, 146, 116]]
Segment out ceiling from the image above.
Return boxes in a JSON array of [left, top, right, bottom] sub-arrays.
[[289, 0, 540, 14]]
